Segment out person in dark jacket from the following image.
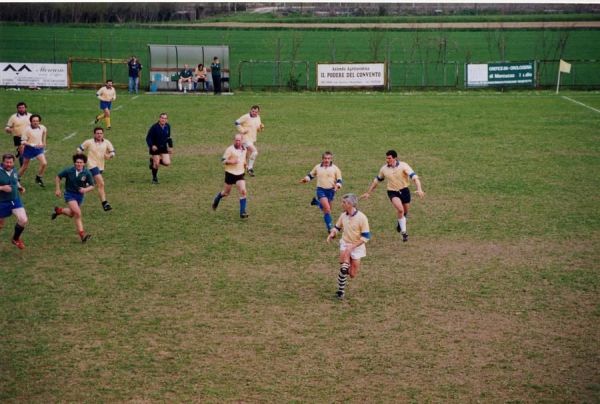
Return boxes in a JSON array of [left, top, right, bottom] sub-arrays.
[[210, 56, 221, 95], [145, 112, 173, 184]]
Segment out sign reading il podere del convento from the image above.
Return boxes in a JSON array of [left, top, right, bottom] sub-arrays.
[[466, 61, 536, 88], [317, 63, 386, 88]]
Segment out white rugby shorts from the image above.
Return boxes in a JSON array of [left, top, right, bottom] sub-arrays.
[[340, 239, 366, 260]]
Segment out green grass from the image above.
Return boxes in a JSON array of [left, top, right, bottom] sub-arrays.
[[0, 89, 599, 402], [1, 24, 600, 88]]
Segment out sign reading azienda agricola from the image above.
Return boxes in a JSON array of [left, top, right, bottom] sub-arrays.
[[317, 63, 386, 88], [466, 61, 536, 88]]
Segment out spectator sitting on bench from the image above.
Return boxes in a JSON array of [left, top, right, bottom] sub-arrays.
[[178, 64, 194, 92], [195, 63, 208, 92]]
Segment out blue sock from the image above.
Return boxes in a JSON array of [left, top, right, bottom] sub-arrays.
[[324, 212, 332, 231], [240, 198, 247, 214], [214, 192, 223, 202]]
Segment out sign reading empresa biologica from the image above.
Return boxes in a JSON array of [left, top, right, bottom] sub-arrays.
[[466, 61, 535, 88], [0, 63, 68, 87], [317, 63, 386, 88]]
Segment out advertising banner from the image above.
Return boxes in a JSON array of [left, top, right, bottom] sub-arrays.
[[0, 63, 68, 87], [317, 63, 386, 88], [466, 61, 535, 88]]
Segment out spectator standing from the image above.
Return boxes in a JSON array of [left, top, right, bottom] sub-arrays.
[[210, 57, 221, 95], [127, 56, 142, 94]]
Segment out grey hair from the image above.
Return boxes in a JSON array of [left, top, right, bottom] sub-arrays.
[[342, 193, 358, 207]]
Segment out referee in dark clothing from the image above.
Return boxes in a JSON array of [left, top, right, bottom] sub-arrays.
[[146, 113, 173, 184]]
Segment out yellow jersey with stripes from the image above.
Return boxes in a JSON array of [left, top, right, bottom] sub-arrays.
[[309, 163, 343, 189], [21, 125, 47, 146], [222, 145, 247, 176], [96, 86, 116, 102], [78, 138, 115, 171], [236, 113, 262, 144], [5, 112, 32, 137], [335, 209, 370, 244], [376, 160, 416, 191]]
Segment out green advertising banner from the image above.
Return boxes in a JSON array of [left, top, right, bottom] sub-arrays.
[[466, 61, 536, 88]]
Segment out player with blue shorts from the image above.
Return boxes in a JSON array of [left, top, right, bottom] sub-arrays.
[[0, 154, 28, 249], [300, 151, 343, 233], [18, 114, 48, 187], [77, 127, 115, 211], [95, 80, 116, 129], [51, 154, 95, 243]]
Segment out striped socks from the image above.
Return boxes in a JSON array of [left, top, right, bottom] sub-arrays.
[[337, 262, 350, 297]]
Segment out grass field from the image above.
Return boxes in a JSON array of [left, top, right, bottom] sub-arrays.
[[0, 88, 599, 402]]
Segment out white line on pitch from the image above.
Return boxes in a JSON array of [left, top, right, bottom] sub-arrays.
[[562, 96, 600, 114], [114, 105, 124, 111], [62, 132, 77, 141], [132, 96, 139, 100]]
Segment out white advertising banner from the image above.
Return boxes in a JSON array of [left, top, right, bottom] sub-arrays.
[[0, 62, 68, 87], [317, 63, 385, 87]]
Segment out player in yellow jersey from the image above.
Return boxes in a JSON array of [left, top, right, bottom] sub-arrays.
[[212, 134, 249, 219], [18, 114, 48, 187], [235, 105, 264, 176], [5, 102, 31, 166], [77, 127, 116, 211], [95, 79, 116, 129], [361, 149, 425, 242], [299, 151, 343, 233], [327, 193, 370, 299]]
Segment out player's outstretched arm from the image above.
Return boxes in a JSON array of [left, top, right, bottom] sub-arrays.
[[360, 179, 378, 199], [413, 177, 425, 198]]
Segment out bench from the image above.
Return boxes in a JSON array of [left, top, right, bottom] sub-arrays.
[[149, 67, 230, 92]]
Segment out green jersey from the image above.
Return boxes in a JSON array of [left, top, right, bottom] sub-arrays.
[[58, 166, 95, 194]]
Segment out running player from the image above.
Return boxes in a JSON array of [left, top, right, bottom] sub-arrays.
[[235, 105, 264, 176], [4, 101, 31, 166], [361, 149, 425, 242], [300, 151, 343, 233], [95, 79, 116, 129], [0, 154, 28, 249], [326, 193, 370, 299], [18, 114, 48, 187], [51, 154, 95, 243], [212, 133, 249, 219], [77, 127, 116, 211]]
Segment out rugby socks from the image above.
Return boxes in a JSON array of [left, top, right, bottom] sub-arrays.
[[212, 192, 223, 210], [13, 224, 24, 241], [337, 262, 350, 297], [105, 117, 111, 128], [323, 212, 332, 232], [78, 230, 85, 239], [55, 207, 64, 215], [151, 168, 158, 180], [248, 151, 258, 170], [398, 216, 407, 233], [239, 197, 247, 215]]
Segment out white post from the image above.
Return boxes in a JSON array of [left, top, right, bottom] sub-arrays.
[[556, 69, 561, 94]]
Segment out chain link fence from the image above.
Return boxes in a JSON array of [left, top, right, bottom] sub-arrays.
[[237, 59, 600, 90]]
